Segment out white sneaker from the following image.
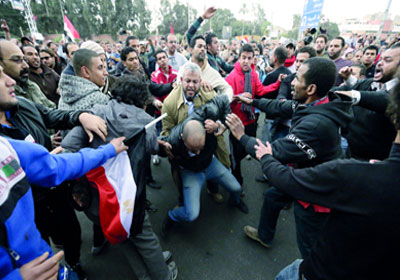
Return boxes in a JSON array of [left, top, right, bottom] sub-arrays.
[[246, 154, 252, 160], [152, 155, 160, 165], [168, 261, 178, 280]]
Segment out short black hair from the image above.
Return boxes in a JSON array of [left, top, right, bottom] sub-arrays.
[[63, 42, 77, 55], [205, 33, 217, 46], [333, 36, 345, 48], [40, 48, 55, 57], [302, 57, 337, 98], [298, 46, 317, 58], [315, 34, 328, 44], [120, 46, 136, 62], [46, 41, 57, 48], [239, 44, 254, 57], [352, 64, 367, 77], [386, 75, 400, 129], [111, 75, 150, 108], [21, 44, 36, 55], [125, 36, 139, 47], [189, 35, 205, 49], [363, 45, 379, 55], [274, 46, 288, 64], [154, 48, 167, 60], [73, 49, 99, 76]]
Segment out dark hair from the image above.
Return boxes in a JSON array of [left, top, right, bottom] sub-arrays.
[[189, 35, 205, 49], [63, 42, 77, 55], [125, 36, 138, 47], [46, 41, 57, 48], [333, 36, 345, 48], [40, 48, 55, 57], [363, 45, 379, 55], [120, 46, 136, 62], [239, 44, 254, 57], [111, 75, 150, 108], [390, 42, 400, 50], [73, 49, 99, 76], [302, 57, 337, 98], [154, 48, 167, 60], [315, 34, 328, 44], [21, 44, 35, 54], [274, 46, 288, 64], [205, 33, 217, 46], [352, 64, 367, 77], [386, 77, 400, 129], [298, 46, 317, 58]]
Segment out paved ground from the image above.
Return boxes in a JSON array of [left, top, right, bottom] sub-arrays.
[[67, 116, 301, 279]]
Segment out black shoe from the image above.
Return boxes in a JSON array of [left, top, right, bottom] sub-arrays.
[[255, 174, 269, 183], [70, 263, 88, 280], [161, 213, 176, 238], [145, 199, 158, 212], [234, 199, 249, 214], [147, 179, 161, 189]]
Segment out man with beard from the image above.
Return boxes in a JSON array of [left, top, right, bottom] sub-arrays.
[[335, 42, 400, 161], [176, 35, 232, 202], [227, 57, 353, 258], [0, 58, 110, 279], [314, 34, 328, 57], [327, 36, 353, 86], [22, 45, 60, 105], [0, 40, 55, 108]]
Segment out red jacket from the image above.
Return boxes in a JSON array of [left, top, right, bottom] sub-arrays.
[[151, 66, 178, 102], [226, 62, 281, 126]]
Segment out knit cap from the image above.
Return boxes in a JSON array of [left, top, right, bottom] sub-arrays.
[[80, 40, 105, 55]]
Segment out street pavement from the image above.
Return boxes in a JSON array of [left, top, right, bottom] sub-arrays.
[[72, 116, 301, 280]]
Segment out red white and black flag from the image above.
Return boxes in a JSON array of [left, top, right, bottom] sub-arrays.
[[64, 15, 80, 42]]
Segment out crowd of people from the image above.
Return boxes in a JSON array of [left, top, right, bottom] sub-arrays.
[[1, 5, 400, 280]]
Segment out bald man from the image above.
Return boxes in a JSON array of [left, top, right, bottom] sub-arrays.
[[159, 119, 248, 237]]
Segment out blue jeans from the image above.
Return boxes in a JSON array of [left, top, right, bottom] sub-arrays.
[[169, 157, 242, 222], [274, 259, 305, 280]]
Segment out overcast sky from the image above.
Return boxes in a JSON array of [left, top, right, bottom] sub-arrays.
[[147, 0, 399, 30]]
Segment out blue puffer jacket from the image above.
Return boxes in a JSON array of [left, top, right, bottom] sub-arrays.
[[0, 137, 116, 279]]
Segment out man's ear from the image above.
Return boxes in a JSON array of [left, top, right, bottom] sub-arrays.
[[307, 84, 317, 96], [80, 66, 90, 79]]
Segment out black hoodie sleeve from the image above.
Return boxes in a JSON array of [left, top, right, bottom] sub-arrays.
[[252, 98, 295, 119], [357, 91, 388, 113], [35, 103, 86, 130], [149, 82, 173, 97]]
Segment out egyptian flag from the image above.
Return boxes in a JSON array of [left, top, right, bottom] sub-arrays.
[[86, 151, 136, 244], [64, 15, 80, 42]]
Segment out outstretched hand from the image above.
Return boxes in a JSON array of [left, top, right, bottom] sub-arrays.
[[254, 139, 273, 160], [19, 251, 64, 280], [202, 6, 217, 19], [79, 113, 107, 142], [110, 137, 128, 154], [225, 113, 245, 140]]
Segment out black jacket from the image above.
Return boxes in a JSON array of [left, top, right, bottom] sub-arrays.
[[0, 97, 83, 151], [242, 92, 353, 168], [334, 78, 395, 160], [262, 66, 291, 99], [258, 143, 400, 280], [160, 95, 231, 171]]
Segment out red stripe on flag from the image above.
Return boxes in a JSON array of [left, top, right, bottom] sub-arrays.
[[86, 166, 128, 244], [64, 15, 80, 39]]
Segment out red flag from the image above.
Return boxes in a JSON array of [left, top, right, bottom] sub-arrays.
[[64, 15, 80, 41], [170, 22, 174, 34]]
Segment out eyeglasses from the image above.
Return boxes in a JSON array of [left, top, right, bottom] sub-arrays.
[[41, 56, 51, 61], [0, 57, 28, 64]]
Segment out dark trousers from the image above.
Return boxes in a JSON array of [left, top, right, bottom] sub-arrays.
[[258, 186, 293, 244], [229, 122, 257, 186], [257, 186, 329, 258], [293, 201, 329, 259], [34, 185, 82, 266]]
